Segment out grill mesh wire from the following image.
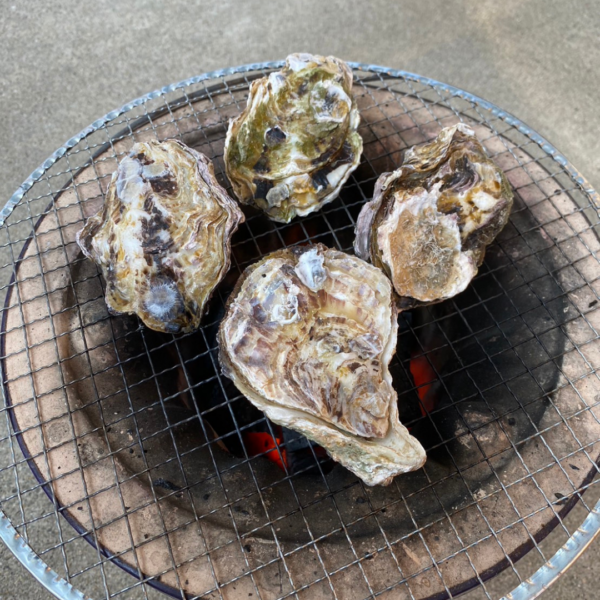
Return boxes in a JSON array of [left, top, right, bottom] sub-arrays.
[[0, 64, 599, 600]]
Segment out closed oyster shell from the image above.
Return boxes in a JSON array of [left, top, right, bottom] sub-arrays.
[[77, 140, 244, 333], [355, 124, 513, 309], [218, 244, 426, 486], [224, 53, 363, 223]]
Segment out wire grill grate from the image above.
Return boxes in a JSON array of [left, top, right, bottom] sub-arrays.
[[1, 62, 600, 600]]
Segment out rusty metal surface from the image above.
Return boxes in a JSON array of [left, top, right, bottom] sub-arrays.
[[1, 65, 600, 600]]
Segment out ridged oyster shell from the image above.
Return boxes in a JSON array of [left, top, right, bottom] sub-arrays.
[[218, 244, 426, 486], [224, 53, 363, 223], [355, 124, 513, 309], [77, 140, 244, 333]]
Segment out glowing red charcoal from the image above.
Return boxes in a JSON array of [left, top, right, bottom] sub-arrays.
[[243, 431, 287, 471], [410, 354, 438, 416], [243, 425, 334, 474]]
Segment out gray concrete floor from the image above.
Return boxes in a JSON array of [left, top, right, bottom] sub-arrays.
[[0, 1, 599, 598]]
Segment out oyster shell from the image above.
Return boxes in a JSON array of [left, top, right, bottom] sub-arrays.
[[355, 124, 513, 309], [224, 53, 363, 223], [77, 140, 244, 333], [218, 244, 426, 486]]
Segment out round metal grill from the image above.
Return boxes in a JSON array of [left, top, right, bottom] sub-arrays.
[[1, 61, 600, 600]]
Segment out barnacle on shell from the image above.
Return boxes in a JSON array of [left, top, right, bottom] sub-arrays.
[[355, 124, 513, 309], [224, 53, 363, 223], [218, 244, 426, 486], [77, 140, 244, 333]]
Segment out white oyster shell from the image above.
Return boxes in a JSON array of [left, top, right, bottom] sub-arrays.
[[224, 53, 363, 223], [355, 124, 513, 309], [77, 140, 244, 333], [218, 244, 426, 486]]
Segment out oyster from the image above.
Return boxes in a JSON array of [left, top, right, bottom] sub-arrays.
[[224, 53, 363, 223], [355, 124, 513, 309], [77, 140, 244, 333], [218, 244, 426, 486]]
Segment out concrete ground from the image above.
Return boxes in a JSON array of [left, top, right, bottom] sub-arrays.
[[0, 1, 599, 598]]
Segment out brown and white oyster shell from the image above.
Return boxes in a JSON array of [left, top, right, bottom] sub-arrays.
[[355, 124, 513, 309], [224, 53, 363, 223], [218, 244, 426, 486], [77, 139, 244, 333]]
